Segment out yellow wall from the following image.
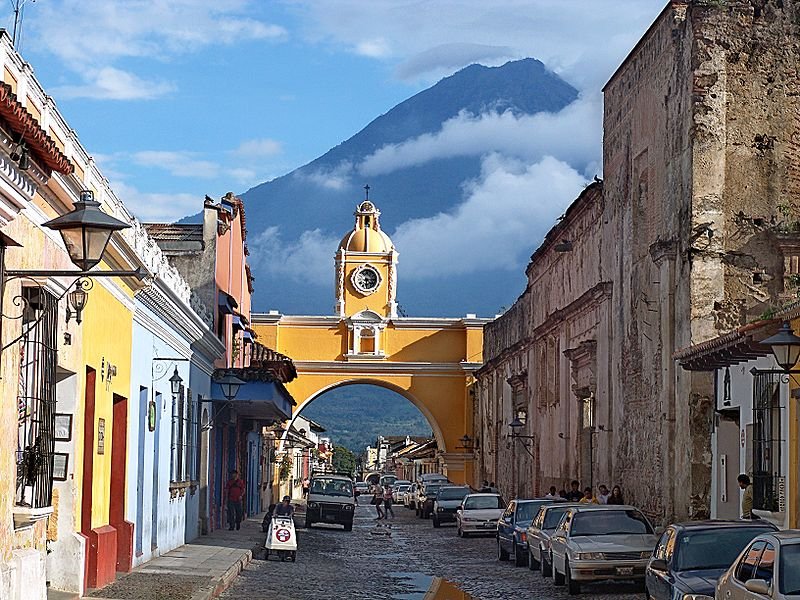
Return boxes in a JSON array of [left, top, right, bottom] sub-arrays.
[[341, 256, 392, 316], [76, 280, 133, 529]]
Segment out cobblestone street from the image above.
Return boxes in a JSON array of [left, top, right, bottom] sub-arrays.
[[220, 503, 645, 600]]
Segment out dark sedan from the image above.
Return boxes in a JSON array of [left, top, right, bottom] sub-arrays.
[[645, 520, 778, 600]]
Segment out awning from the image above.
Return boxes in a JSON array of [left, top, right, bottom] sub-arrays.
[[242, 330, 254, 344], [218, 292, 238, 315], [232, 315, 245, 332], [210, 369, 296, 422]]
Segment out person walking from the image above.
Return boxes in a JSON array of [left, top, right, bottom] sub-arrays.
[[302, 477, 310, 499], [372, 484, 385, 520], [565, 480, 583, 502], [383, 484, 395, 519], [224, 470, 246, 530], [607, 485, 625, 505], [738, 474, 754, 519]]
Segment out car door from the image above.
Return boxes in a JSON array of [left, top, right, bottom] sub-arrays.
[[647, 527, 676, 600], [550, 510, 572, 573], [529, 509, 545, 560], [498, 501, 515, 550], [722, 540, 766, 600]]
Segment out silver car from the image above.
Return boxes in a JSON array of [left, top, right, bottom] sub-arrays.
[[715, 530, 800, 599], [550, 505, 658, 595], [456, 493, 505, 537], [526, 502, 579, 576]]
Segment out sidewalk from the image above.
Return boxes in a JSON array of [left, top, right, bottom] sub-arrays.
[[53, 513, 267, 600]]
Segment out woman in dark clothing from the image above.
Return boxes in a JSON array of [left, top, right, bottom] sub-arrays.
[[607, 485, 625, 505]]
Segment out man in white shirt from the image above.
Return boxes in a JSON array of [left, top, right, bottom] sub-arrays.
[[597, 484, 611, 504], [544, 486, 558, 499]]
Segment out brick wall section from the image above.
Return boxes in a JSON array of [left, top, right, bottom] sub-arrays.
[[477, 0, 800, 524]]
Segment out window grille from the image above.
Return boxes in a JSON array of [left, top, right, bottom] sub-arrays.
[[186, 389, 199, 482], [753, 371, 782, 512], [16, 287, 58, 508]]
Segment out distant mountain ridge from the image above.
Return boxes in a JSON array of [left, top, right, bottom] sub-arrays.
[[239, 58, 579, 316]]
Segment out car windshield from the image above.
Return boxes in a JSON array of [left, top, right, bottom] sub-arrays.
[[543, 507, 570, 529], [464, 496, 504, 510], [438, 487, 470, 500], [675, 527, 776, 571], [396, 485, 409, 492], [310, 478, 353, 497], [780, 543, 800, 595], [517, 502, 546, 523], [424, 485, 442, 495], [570, 510, 653, 536]]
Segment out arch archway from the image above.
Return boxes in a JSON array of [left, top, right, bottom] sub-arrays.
[[287, 378, 447, 453]]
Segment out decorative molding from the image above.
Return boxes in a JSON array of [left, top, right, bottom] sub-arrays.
[[294, 360, 475, 375]]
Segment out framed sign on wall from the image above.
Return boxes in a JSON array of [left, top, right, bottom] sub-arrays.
[[53, 453, 69, 481], [54, 413, 73, 442]]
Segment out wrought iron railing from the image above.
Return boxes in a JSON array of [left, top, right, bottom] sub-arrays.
[[16, 287, 57, 508]]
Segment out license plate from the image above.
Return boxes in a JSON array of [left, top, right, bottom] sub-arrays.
[[616, 567, 634, 576], [481, 522, 494, 528]]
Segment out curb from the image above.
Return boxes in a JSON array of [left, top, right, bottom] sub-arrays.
[[190, 549, 253, 600]]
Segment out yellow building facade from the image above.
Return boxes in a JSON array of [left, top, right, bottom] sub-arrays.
[[252, 200, 486, 485]]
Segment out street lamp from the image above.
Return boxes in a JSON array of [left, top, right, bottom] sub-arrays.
[[217, 372, 244, 401], [169, 367, 183, 397], [762, 322, 800, 372], [42, 190, 131, 271]]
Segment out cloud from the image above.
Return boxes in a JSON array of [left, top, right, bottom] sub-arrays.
[[27, 0, 287, 99], [296, 162, 355, 191], [50, 67, 176, 101], [359, 96, 601, 178], [393, 154, 585, 278], [132, 151, 220, 178], [396, 43, 516, 80], [111, 181, 200, 223], [355, 38, 392, 58], [251, 226, 339, 285], [295, 0, 664, 88], [232, 138, 283, 157]]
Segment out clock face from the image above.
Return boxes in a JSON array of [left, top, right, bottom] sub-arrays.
[[351, 265, 381, 295]]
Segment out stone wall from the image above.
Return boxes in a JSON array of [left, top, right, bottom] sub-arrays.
[[477, 0, 800, 524]]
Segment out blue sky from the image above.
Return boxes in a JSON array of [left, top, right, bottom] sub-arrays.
[[4, 0, 665, 223]]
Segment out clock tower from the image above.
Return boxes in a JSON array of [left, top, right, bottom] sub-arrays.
[[335, 195, 398, 319]]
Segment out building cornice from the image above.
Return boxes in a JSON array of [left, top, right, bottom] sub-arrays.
[[251, 313, 491, 330], [293, 360, 475, 376]]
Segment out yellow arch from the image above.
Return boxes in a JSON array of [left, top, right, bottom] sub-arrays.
[[288, 378, 447, 453]]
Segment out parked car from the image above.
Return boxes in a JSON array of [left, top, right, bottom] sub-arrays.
[[645, 520, 778, 600], [432, 486, 471, 527], [418, 481, 450, 518], [456, 493, 505, 537], [715, 529, 800, 600], [404, 483, 419, 509], [393, 484, 410, 503], [497, 499, 560, 567], [305, 474, 356, 531], [550, 505, 658, 594], [527, 502, 578, 576], [354, 481, 369, 499]]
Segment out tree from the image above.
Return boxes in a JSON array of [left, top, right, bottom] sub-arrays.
[[332, 445, 357, 475]]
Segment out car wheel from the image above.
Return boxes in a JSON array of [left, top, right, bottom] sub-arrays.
[[432, 516, 440, 528], [565, 560, 580, 595], [529, 547, 540, 571], [541, 548, 552, 577], [344, 522, 352, 532], [497, 540, 510, 561], [553, 562, 565, 586], [514, 543, 528, 567]]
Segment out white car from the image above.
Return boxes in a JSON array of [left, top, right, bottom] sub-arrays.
[[526, 502, 578, 576], [456, 493, 505, 537], [550, 505, 658, 595], [393, 484, 410, 503], [715, 530, 800, 599]]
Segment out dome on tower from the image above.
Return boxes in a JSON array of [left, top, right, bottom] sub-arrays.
[[339, 199, 394, 253]]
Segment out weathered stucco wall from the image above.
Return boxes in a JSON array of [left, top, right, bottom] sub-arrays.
[[477, 0, 800, 524]]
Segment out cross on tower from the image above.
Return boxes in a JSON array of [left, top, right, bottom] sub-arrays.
[[364, 184, 370, 200]]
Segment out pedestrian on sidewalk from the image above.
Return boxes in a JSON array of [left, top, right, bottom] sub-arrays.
[[738, 474, 754, 519], [565, 480, 583, 502], [597, 484, 611, 504], [371, 484, 384, 520], [383, 484, 395, 519], [225, 470, 246, 530], [579, 487, 599, 504], [302, 477, 310, 499], [544, 486, 558, 499], [607, 485, 625, 505]]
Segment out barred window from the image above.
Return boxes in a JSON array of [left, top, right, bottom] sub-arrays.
[[186, 390, 199, 482], [753, 371, 783, 513], [16, 287, 58, 508], [171, 385, 186, 483]]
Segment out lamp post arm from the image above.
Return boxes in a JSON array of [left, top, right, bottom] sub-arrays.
[[6, 267, 149, 280]]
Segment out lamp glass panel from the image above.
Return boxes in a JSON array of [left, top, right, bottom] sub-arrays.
[[84, 226, 114, 266], [69, 288, 87, 311], [59, 228, 88, 269]]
